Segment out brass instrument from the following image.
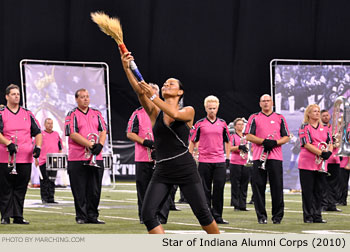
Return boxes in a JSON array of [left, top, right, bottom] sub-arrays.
[[8, 131, 18, 175], [315, 142, 330, 175], [239, 136, 248, 160], [332, 96, 350, 154], [85, 133, 101, 168], [245, 141, 253, 167], [259, 133, 274, 170]]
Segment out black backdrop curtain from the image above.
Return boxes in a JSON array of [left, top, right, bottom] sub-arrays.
[[2, 0, 350, 140]]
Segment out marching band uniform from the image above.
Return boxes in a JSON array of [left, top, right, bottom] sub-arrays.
[[245, 111, 290, 224], [65, 106, 107, 224], [0, 106, 41, 224], [38, 129, 62, 203], [191, 117, 231, 224], [229, 133, 250, 211], [298, 122, 331, 223]]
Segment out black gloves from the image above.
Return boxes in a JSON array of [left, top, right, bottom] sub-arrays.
[[262, 139, 278, 152], [238, 145, 248, 153], [226, 159, 230, 169], [7, 143, 17, 156], [320, 151, 332, 160], [91, 143, 103, 155], [151, 150, 156, 160], [142, 139, 155, 149], [33, 146, 41, 158]]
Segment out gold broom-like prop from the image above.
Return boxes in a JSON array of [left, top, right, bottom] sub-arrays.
[[91, 11, 144, 81]]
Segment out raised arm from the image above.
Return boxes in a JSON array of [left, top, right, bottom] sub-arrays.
[[120, 52, 158, 121]]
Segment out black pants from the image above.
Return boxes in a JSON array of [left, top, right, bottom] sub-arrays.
[[0, 163, 31, 219], [321, 163, 340, 210], [299, 169, 325, 222], [339, 167, 350, 205], [251, 160, 284, 222], [142, 181, 213, 231], [198, 162, 226, 220], [68, 160, 104, 222], [39, 163, 57, 202], [230, 164, 250, 209], [135, 162, 171, 222]]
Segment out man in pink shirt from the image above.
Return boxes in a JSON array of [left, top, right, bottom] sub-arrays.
[[0, 84, 42, 225], [35, 118, 62, 204], [245, 94, 290, 224], [65, 88, 107, 224], [190, 95, 231, 224]]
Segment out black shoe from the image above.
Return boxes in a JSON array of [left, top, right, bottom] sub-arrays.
[[240, 208, 249, 211], [272, 220, 281, 224], [88, 219, 105, 224], [327, 208, 342, 212], [13, 218, 29, 224], [1, 218, 10, 224], [76, 219, 87, 224], [215, 218, 229, 224], [304, 220, 313, 223], [42, 200, 48, 204], [314, 219, 327, 223], [247, 200, 254, 204], [234, 207, 240, 211], [320, 206, 327, 212], [258, 219, 267, 224], [47, 200, 58, 204], [177, 200, 188, 204], [169, 206, 181, 211], [139, 220, 144, 224]]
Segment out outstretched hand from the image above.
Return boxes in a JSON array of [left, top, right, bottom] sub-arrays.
[[139, 81, 155, 99], [120, 50, 134, 70]]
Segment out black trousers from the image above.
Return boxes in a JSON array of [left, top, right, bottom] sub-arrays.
[[135, 162, 171, 222], [339, 167, 350, 205], [142, 181, 213, 231], [299, 169, 325, 222], [230, 164, 250, 209], [321, 163, 340, 209], [198, 162, 226, 220], [67, 160, 104, 222], [251, 160, 284, 222], [0, 163, 31, 219], [39, 163, 57, 202]]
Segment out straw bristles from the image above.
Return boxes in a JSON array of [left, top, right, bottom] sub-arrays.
[[91, 11, 124, 45]]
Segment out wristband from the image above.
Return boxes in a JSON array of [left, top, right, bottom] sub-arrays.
[[150, 94, 157, 101]]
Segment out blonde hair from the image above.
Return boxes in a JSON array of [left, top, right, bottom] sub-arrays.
[[303, 104, 321, 124], [204, 95, 219, 107]]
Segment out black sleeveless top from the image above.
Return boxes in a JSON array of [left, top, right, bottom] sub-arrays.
[[151, 111, 200, 184]]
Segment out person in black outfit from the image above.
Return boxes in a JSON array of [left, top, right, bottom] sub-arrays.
[[120, 51, 219, 234]]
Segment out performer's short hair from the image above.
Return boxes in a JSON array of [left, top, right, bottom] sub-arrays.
[[321, 109, 328, 114], [5, 84, 20, 95], [75, 88, 88, 98], [260, 94, 272, 102], [204, 95, 219, 107], [303, 104, 321, 124], [233, 118, 244, 126], [44, 118, 53, 124]]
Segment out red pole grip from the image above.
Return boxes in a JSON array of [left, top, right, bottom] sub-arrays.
[[119, 44, 129, 54]]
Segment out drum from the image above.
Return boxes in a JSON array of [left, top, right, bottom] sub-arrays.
[[102, 153, 113, 170], [46, 153, 68, 171]]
